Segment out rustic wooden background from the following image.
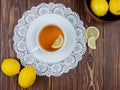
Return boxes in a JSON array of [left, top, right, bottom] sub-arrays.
[[0, 0, 120, 90]]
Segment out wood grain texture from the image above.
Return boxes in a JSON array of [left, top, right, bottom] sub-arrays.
[[0, 0, 120, 90], [103, 22, 120, 90]]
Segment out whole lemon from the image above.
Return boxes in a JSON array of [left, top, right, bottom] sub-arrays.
[[90, 0, 108, 17], [18, 66, 36, 88], [109, 0, 120, 15], [1, 58, 21, 76]]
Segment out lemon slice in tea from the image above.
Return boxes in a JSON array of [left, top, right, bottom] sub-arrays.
[[85, 26, 100, 40], [88, 36, 96, 49], [52, 35, 64, 49]]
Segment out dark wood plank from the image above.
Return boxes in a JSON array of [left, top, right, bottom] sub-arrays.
[[77, 0, 104, 90], [0, 0, 27, 90], [51, 69, 78, 90], [78, 25, 104, 90], [103, 21, 120, 90]]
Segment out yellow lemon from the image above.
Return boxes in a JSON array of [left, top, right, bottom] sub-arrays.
[[90, 0, 108, 17], [1, 58, 21, 76], [18, 66, 36, 88], [85, 26, 100, 40], [52, 35, 64, 49], [88, 36, 96, 49], [109, 0, 120, 15]]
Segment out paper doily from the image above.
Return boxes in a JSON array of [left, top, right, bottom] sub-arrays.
[[13, 3, 87, 77]]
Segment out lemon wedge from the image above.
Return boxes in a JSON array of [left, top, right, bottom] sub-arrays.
[[52, 35, 64, 49], [85, 26, 100, 40], [88, 36, 96, 49]]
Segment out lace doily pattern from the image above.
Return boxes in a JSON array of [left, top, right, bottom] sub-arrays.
[[13, 3, 86, 77]]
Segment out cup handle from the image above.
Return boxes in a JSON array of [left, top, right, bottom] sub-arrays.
[[31, 46, 39, 53]]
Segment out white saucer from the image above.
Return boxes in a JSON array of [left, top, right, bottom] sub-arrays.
[[13, 3, 86, 77], [26, 14, 76, 63]]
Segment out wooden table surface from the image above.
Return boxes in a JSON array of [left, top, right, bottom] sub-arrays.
[[0, 0, 120, 90]]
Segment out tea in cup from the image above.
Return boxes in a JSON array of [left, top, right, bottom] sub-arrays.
[[31, 24, 66, 53]]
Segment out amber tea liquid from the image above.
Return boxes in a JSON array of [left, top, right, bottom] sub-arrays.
[[38, 25, 64, 52]]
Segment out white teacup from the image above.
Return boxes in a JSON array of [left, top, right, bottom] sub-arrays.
[[31, 24, 67, 53], [26, 14, 76, 63]]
